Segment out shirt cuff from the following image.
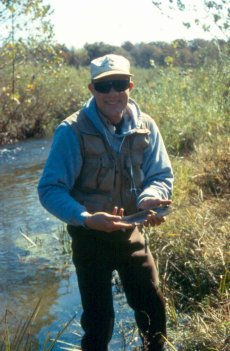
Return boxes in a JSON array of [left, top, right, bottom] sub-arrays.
[[79, 211, 91, 228]]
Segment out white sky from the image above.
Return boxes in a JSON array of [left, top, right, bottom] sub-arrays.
[[46, 0, 226, 48]]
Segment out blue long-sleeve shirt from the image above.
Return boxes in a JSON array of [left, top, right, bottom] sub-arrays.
[[38, 97, 173, 226]]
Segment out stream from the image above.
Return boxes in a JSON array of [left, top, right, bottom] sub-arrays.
[[0, 138, 140, 350]]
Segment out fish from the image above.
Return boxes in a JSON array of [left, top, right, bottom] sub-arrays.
[[121, 206, 174, 225]]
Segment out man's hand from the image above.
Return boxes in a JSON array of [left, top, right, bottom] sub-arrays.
[[138, 197, 172, 227], [84, 207, 134, 232]]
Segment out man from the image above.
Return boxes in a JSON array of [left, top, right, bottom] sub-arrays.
[[38, 54, 173, 351]]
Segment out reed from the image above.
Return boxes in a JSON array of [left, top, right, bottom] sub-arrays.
[[0, 300, 76, 351]]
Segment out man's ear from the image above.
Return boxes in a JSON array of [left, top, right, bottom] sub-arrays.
[[129, 81, 134, 90], [88, 83, 94, 93]]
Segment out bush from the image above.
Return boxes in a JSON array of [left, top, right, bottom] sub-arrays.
[[0, 64, 90, 144]]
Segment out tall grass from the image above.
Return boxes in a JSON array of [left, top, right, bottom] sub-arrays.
[[132, 63, 229, 155], [150, 137, 230, 350], [1, 59, 229, 148], [131, 62, 229, 349], [0, 300, 77, 351]]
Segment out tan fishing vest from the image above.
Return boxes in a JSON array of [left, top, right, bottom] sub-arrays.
[[65, 110, 151, 215]]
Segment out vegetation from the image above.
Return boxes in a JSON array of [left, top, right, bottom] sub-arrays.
[[0, 39, 229, 145], [0, 1, 229, 145], [152, 0, 230, 41], [0, 300, 77, 351], [151, 141, 230, 350], [0, 62, 89, 144], [0, 0, 229, 145]]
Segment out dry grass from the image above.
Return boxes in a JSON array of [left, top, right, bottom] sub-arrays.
[[0, 300, 76, 351], [148, 138, 230, 350]]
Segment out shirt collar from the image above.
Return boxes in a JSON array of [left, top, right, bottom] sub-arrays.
[[97, 108, 133, 135]]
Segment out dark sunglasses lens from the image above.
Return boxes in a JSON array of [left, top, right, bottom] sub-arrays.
[[94, 80, 130, 93], [94, 81, 111, 93], [113, 80, 130, 92]]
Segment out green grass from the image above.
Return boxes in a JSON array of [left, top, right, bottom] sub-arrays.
[[131, 64, 230, 155], [148, 136, 230, 350]]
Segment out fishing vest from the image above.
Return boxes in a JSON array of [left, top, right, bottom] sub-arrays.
[[65, 110, 152, 215]]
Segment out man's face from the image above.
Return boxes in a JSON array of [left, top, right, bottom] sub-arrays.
[[88, 75, 134, 125]]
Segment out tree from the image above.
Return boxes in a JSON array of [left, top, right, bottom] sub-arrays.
[[0, 0, 58, 144], [0, 0, 54, 44], [152, 0, 230, 41], [0, 0, 54, 93], [83, 42, 118, 62]]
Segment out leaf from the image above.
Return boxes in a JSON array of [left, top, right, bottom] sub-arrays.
[[10, 93, 20, 104], [183, 22, 191, 29]]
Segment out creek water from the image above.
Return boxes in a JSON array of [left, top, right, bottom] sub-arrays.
[[0, 138, 140, 350]]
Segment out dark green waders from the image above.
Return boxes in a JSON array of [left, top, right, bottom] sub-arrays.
[[68, 226, 166, 351]]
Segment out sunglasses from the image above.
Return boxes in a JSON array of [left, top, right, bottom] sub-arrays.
[[93, 79, 130, 93]]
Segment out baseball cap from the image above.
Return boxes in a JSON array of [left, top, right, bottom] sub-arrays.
[[90, 54, 133, 81]]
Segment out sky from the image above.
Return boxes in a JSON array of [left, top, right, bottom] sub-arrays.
[[46, 0, 226, 49]]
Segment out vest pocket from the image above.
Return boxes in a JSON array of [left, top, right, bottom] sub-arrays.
[[97, 155, 115, 192], [79, 155, 115, 193], [79, 157, 100, 190]]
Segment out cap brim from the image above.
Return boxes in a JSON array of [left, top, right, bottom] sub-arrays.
[[92, 70, 133, 81]]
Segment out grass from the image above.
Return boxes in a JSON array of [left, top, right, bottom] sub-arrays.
[[0, 300, 77, 351], [149, 137, 230, 350], [132, 63, 230, 156], [0, 300, 41, 351]]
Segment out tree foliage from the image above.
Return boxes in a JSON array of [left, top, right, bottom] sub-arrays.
[[0, 0, 54, 44], [52, 39, 229, 68], [0, 0, 61, 144], [0, 0, 55, 94], [152, 0, 230, 40]]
